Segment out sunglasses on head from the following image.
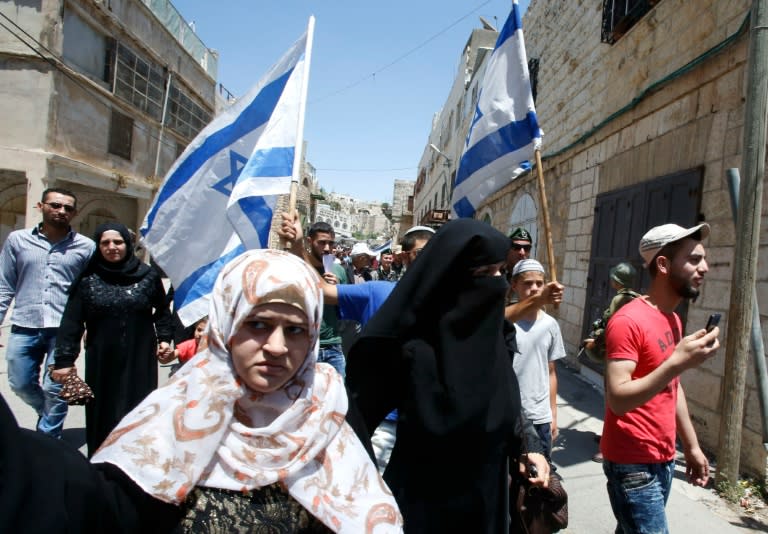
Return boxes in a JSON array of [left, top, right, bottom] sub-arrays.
[[43, 201, 76, 213], [511, 244, 532, 252]]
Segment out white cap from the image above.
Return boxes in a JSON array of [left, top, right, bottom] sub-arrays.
[[403, 225, 436, 236], [512, 259, 545, 277], [638, 223, 710, 265], [350, 242, 376, 257]]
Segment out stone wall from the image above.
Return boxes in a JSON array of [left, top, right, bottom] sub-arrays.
[[480, 0, 767, 475]]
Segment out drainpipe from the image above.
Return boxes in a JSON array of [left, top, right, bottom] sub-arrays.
[[154, 71, 173, 180]]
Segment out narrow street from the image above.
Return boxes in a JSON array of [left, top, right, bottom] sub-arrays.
[[554, 364, 767, 532], [1, 323, 765, 532]]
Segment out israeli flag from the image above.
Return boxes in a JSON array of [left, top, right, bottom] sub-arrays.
[[141, 19, 314, 325], [451, 1, 542, 219], [370, 239, 393, 257]]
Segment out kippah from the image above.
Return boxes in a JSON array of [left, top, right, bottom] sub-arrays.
[[404, 225, 436, 235], [512, 259, 545, 277]]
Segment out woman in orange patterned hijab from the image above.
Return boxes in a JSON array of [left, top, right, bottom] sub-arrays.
[[92, 249, 402, 533]]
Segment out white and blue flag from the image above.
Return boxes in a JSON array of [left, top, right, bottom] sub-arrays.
[[371, 240, 393, 256], [451, 1, 542, 219], [141, 20, 314, 325]]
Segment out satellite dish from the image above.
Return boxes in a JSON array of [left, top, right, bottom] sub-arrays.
[[479, 16, 496, 31]]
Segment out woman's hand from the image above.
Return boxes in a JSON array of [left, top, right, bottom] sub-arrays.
[[519, 452, 550, 487], [51, 367, 73, 383], [157, 342, 174, 364]]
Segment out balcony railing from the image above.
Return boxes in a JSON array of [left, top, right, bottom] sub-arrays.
[[139, 0, 218, 78]]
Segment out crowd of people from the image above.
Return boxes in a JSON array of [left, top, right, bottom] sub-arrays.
[[0, 187, 721, 533]]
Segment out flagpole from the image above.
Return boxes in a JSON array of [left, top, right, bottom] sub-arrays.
[[290, 15, 315, 212], [535, 149, 558, 299], [283, 16, 315, 249]]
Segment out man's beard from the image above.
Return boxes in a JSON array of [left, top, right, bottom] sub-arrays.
[[670, 271, 700, 300], [43, 214, 70, 230]]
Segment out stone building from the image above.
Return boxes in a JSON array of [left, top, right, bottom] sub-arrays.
[[311, 193, 392, 241], [0, 0, 217, 243], [475, 0, 766, 475], [391, 178, 415, 239], [413, 26, 497, 229], [267, 146, 318, 249]]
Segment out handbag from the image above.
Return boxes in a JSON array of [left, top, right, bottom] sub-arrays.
[[516, 469, 568, 533], [514, 413, 568, 533], [48, 365, 95, 405]]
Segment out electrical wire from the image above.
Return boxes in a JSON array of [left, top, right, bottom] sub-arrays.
[[316, 167, 415, 172], [1, 3, 496, 176], [0, 11, 181, 153], [310, 0, 492, 104]]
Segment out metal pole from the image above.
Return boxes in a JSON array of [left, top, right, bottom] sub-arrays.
[[154, 71, 173, 179], [716, 0, 768, 487], [725, 168, 768, 448]]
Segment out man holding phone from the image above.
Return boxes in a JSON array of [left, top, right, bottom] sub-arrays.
[[601, 223, 720, 534]]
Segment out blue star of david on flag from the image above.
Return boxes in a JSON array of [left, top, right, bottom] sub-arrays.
[[212, 151, 248, 196]]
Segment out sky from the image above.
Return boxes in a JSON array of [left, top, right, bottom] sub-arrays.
[[171, 0, 531, 204]]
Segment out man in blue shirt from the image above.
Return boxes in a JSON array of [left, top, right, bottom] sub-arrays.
[[0, 188, 94, 437], [280, 215, 435, 470]]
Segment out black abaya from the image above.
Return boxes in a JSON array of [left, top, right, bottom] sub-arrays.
[[0, 393, 179, 533], [55, 222, 172, 455], [346, 218, 524, 533]]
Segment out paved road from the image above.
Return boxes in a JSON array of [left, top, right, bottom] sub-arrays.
[[0, 324, 765, 532], [554, 363, 766, 533]]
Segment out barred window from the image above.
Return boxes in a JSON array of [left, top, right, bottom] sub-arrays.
[[114, 43, 165, 120], [166, 82, 212, 140], [601, 0, 660, 44]]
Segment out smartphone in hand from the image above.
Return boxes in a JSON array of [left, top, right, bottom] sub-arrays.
[[705, 313, 721, 347]]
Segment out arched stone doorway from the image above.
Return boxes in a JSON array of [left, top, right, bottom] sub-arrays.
[[508, 193, 539, 259], [0, 179, 27, 246]]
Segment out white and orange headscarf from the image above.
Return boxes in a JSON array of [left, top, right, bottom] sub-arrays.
[[92, 249, 402, 533]]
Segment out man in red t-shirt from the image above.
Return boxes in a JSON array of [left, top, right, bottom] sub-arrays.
[[601, 223, 720, 534]]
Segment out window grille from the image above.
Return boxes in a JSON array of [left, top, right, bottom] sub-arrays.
[[114, 43, 165, 120], [601, 0, 660, 44], [166, 81, 212, 140]]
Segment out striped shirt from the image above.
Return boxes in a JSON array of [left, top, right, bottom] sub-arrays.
[[0, 226, 94, 328]]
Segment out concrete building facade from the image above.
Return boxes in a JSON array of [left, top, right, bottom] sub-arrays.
[[0, 0, 216, 243], [413, 27, 497, 228], [475, 0, 766, 475], [391, 178, 414, 239]]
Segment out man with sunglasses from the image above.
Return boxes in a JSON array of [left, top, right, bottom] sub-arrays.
[[0, 188, 94, 437], [503, 227, 564, 321]]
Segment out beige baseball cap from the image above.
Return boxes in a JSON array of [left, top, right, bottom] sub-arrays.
[[638, 223, 710, 265]]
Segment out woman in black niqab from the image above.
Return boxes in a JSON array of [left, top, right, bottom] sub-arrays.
[[346, 218, 532, 533]]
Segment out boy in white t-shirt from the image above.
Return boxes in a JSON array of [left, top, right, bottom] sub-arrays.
[[511, 259, 566, 461]]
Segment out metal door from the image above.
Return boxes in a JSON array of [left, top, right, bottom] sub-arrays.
[[581, 168, 704, 370]]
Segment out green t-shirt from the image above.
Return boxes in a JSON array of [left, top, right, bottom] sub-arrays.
[[319, 262, 347, 346]]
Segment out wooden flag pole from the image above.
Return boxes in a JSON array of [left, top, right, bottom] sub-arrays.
[[281, 179, 299, 250], [534, 149, 558, 290], [280, 16, 315, 250]]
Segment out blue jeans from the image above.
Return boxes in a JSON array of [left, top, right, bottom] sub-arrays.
[[5, 326, 68, 437], [603, 460, 675, 534], [318, 343, 345, 377], [534, 422, 553, 462]]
